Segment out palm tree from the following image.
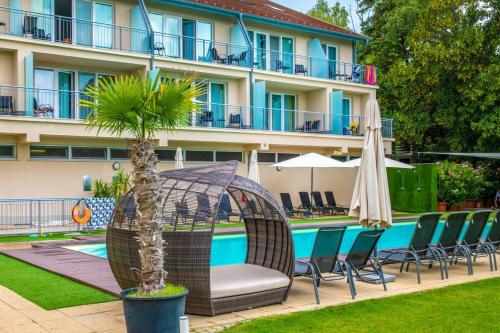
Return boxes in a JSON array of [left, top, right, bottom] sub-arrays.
[[80, 73, 204, 295]]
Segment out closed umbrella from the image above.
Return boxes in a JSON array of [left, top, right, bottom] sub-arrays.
[[248, 150, 260, 183], [175, 147, 183, 169], [349, 99, 392, 228], [344, 157, 414, 169], [272, 153, 348, 197]]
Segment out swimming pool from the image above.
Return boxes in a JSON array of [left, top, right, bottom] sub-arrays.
[[64, 220, 491, 266]]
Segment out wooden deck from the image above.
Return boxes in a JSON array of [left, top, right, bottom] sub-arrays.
[[1, 238, 121, 296]]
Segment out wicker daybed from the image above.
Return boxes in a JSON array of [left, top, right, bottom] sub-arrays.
[[107, 161, 294, 316]]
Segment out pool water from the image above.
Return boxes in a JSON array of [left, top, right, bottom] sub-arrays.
[[65, 221, 491, 266]]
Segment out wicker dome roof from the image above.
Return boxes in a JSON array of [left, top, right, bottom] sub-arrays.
[[111, 160, 287, 232]]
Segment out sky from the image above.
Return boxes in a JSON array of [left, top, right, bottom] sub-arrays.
[[272, 0, 362, 32]]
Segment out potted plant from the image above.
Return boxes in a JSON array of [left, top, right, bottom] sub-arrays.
[[81, 73, 203, 333], [437, 161, 468, 211]]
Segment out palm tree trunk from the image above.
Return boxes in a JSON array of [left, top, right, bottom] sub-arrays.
[[131, 139, 166, 294]]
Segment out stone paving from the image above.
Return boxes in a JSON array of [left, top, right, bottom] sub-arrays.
[[0, 241, 498, 333]]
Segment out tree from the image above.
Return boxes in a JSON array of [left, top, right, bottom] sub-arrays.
[[307, 0, 350, 29], [358, 0, 499, 153], [81, 73, 203, 295]]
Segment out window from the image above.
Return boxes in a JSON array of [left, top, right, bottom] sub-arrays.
[[110, 148, 130, 160], [216, 151, 242, 162], [277, 153, 299, 162], [0, 145, 15, 159], [30, 145, 68, 159], [71, 147, 107, 159], [155, 149, 176, 161], [256, 152, 276, 163], [185, 150, 214, 162]]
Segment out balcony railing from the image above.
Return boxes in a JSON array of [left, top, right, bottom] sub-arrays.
[[254, 49, 377, 85], [0, 7, 150, 54], [0, 6, 378, 85], [0, 85, 393, 138]]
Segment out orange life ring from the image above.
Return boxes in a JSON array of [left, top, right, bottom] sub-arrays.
[[72, 207, 92, 225]]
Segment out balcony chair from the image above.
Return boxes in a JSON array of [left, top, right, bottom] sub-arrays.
[[295, 64, 307, 75], [153, 42, 166, 56], [209, 48, 227, 64], [310, 120, 320, 132], [274, 60, 290, 72], [198, 111, 213, 126], [295, 120, 312, 132], [351, 66, 361, 83], [0, 96, 14, 115], [22, 16, 37, 36], [227, 113, 241, 128], [33, 98, 54, 118], [231, 50, 248, 66]]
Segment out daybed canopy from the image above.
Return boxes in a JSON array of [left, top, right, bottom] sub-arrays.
[[107, 161, 294, 316]]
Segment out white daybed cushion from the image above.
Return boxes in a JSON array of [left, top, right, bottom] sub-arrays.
[[210, 264, 290, 299]]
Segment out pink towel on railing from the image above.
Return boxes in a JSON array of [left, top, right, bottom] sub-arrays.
[[366, 66, 377, 85]]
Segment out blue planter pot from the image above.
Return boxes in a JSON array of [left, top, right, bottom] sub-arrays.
[[121, 288, 188, 333]]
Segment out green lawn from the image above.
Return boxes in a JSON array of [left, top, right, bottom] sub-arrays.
[[0, 230, 106, 243], [0, 255, 117, 309], [223, 278, 500, 333]]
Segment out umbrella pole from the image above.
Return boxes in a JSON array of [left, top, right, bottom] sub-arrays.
[[310, 167, 314, 202]]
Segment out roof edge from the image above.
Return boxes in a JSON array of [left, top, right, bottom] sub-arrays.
[[154, 0, 369, 42]]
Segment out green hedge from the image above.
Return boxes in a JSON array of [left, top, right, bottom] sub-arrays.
[[387, 163, 437, 213]]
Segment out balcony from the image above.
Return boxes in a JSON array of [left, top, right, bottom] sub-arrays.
[[0, 6, 378, 86], [0, 85, 393, 138]]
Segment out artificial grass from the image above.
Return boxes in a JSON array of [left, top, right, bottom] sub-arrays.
[[212, 213, 419, 229], [223, 278, 500, 333], [0, 230, 106, 243], [0, 254, 117, 309], [127, 284, 186, 298]]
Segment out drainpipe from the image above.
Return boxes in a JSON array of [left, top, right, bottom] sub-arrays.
[[138, 0, 154, 70], [236, 14, 254, 107]]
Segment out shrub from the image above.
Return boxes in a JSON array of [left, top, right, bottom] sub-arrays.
[[437, 161, 468, 206], [93, 170, 131, 202]]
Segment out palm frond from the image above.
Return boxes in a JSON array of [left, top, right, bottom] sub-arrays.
[[80, 72, 204, 140]]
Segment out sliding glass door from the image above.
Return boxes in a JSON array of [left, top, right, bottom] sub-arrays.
[[282, 37, 294, 74], [94, 3, 113, 48], [75, 1, 113, 48], [182, 19, 195, 60], [34, 69, 55, 114], [58, 72, 74, 119], [270, 93, 296, 131], [31, 0, 52, 39], [322, 44, 338, 78], [76, 0, 92, 46], [210, 83, 225, 128], [78, 73, 95, 119]]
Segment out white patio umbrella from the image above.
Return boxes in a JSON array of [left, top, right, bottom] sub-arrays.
[[344, 157, 414, 169], [349, 99, 392, 228], [248, 150, 260, 183], [175, 147, 183, 169], [272, 153, 348, 196]]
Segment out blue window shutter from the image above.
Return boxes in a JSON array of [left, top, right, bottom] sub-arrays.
[[230, 25, 249, 66], [10, 0, 22, 36], [252, 81, 266, 130], [131, 5, 148, 53], [148, 68, 160, 82], [25, 53, 34, 116], [330, 91, 343, 134], [308, 39, 328, 79]]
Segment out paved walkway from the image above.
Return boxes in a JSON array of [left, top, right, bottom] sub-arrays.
[[0, 240, 498, 333]]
